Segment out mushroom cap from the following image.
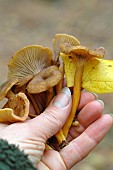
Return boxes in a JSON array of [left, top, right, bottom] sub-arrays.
[[53, 34, 80, 62], [27, 65, 62, 93], [94, 47, 105, 56], [2, 92, 29, 123], [60, 45, 104, 59], [0, 78, 19, 101], [8, 45, 53, 80], [17, 75, 34, 87]]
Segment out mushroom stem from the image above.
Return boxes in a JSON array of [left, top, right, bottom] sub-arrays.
[[55, 130, 66, 145], [29, 113, 37, 118], [45, 144, 52, 150], [26, 93, 40, 115], [6, 90, 15, 99], [55, 64, 67, 145], [56, 64, 64, 94], [46, 88, 54, 107], [63, 59, 84, 138], [34, 93, 47, 113]]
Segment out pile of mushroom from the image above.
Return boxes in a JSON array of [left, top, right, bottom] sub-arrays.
[[0, 34, 113, 147]]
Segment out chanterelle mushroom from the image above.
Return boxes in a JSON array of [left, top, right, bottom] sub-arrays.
[[1, 92, 29, 123], [53, 34, 80, 93], [53, 34, 106, 146], [60, 44, 104, 142], [0, 79, 29, 123], [8, 45, 53, 79], [53, 33, 80, 63], [27, 65, 62, 93]]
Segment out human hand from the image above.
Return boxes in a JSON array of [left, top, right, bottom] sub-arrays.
[[0, 87, 112, 170]]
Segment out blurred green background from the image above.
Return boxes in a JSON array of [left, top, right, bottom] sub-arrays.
[[0, 0, 113, 169]]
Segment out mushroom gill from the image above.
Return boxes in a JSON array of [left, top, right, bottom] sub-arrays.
[[7, 45, 63, 116], [53, 34, 80, 63], [7, 45, 54, 115], [8, 45, 53, 79]]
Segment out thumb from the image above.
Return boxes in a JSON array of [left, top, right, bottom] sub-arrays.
[[29, 87, 72, 140]]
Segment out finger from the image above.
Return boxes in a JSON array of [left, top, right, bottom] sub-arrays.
[[60, 114, 113, 169], [28, 87, 72, 141], [67, 100, 104, 141], [0, 123, 8, 129], [77, 100, 104, 127], [77, 91, 98, 111]]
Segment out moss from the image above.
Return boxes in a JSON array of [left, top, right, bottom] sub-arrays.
[[0, 139, 37, 170]]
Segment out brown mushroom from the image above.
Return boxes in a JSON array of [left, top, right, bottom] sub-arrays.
[[0, 79, 29, 123], [8, 45, 53, 79], [27, 65, 62, 108], [0, 78, 19, 101], [8, 45, 53, 115], [53, 34, 80, 93], [53, 33, 80, 63], [27, 65, 62, 93], [2, 92, 29, 123]]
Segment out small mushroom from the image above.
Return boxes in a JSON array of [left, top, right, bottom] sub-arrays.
[[0, 79, 29, 123], [8, 45, 53, 114], [53, 33, 80, 63], [27, 65, 62, 93], [27, 65, 62, 109], [2, 92, 29, 123], [53, 34, 80, 93]]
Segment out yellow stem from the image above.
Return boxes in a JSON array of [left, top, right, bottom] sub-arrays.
[[55, 130, 66, 145], [56, 64, 64, 94], [45, 144, 52, 150], [54, 64, 67, 144], [29, 113, 37, 118], [63, 60, 84, 138], [6, 90, 15, 98]]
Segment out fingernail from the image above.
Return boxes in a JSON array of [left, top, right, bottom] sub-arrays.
[[53, 87, 71, 108], [96, 100, 104, 108], [91, 92, 98, 99]]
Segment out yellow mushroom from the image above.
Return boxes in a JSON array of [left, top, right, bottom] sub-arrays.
[[53, 34, 80, 145], [53, 33, 80, 93], [60, 44, 104, 142]]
